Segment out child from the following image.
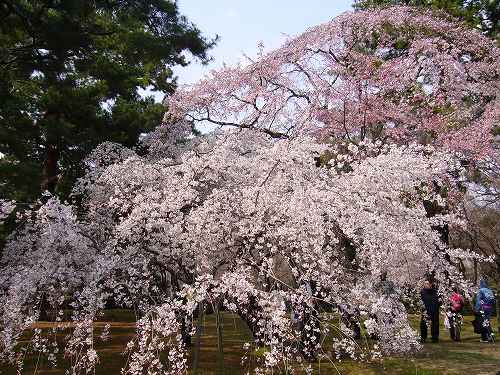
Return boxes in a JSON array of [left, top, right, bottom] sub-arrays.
[[447, 289, 464, 341]]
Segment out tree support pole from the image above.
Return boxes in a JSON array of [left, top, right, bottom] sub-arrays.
[[215, 303, 224, 374], [192, 302, 205, 374]]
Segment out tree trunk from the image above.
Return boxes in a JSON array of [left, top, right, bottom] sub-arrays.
[[496, 287, 500, 334], [42, 144, 60, 193], [170, 273, 192, 347], [298, 305, 320, 361], [496, 275, 500, 334], [39, 142, 60, 322], [38, 293, 50, 321], [237, 295, 262, 340]]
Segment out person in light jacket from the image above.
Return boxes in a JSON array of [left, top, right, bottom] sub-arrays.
[[475, 278, 495, 342]]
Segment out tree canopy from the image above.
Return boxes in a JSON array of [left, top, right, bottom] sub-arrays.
[[0, 0, 216, 202], [353, 0, 499, 40], [166, 6, 499, 160], [0, 6, 498, 374], [0, 126, 475, 373]]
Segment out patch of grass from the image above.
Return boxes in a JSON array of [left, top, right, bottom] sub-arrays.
[[0, 313, 497, 374]]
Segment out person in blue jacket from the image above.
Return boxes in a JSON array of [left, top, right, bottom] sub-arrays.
[[475, 278, 496, 342]]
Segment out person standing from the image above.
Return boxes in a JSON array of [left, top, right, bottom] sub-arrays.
[[475, 278, 496, 343], [420, 280, 440, 343]]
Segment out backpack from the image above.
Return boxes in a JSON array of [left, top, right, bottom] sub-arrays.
[[450, 293, 463, 312], [482, 288, 496, 305]]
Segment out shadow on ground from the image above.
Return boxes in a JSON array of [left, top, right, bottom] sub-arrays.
[[1, 311, 498, 374]]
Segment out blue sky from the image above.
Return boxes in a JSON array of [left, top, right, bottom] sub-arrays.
[[172, 0, 354, 86]]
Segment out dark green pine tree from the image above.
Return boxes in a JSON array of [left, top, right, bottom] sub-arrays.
[[0, 0, 217, 202], [353, 0, 499, 40]]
